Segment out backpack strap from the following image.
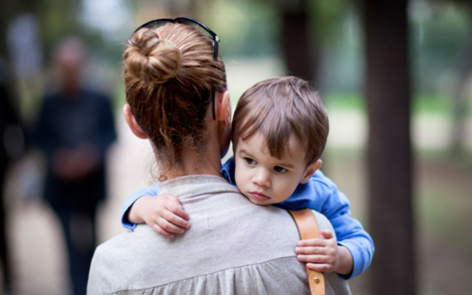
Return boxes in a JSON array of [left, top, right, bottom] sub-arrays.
[[289, 209, 326, 295]]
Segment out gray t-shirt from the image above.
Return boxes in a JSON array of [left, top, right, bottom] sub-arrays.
[[87, 175, 350, 295]]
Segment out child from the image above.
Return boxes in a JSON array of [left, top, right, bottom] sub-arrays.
[[121, 76, 374, 279]]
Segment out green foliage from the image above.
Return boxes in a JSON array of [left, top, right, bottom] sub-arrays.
[[37, 0, 82, 58], [411, 2, 472, 93], [310, 0, 351, 41], [209, 0, 353, 57], [210, 0, 279, 57]]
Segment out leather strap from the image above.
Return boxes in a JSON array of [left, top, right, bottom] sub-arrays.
[[289, 209, 325, 295]]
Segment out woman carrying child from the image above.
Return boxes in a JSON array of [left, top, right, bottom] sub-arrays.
[[88, 17, 356, 294]]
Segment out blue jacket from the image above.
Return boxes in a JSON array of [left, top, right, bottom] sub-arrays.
[[120, 157, 374, 279]]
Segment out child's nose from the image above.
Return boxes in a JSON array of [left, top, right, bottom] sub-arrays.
[[252, 169, 271, 187]]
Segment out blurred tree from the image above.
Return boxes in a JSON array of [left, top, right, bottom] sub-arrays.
[[451, 25, 472, 155], [274, 0, 320, 82], [0, 0, 84, 63], [448, 1, 472, 155], [0, 0, 39, 58], [360, 1, 415, 295], [0, 3, 14, 58], [0, 59, 20, 295]]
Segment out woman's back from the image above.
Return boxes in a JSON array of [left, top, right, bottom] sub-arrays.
[[88, 175, 350, 294]]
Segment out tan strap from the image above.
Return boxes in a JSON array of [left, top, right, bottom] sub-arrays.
[[289, 209, 325, 295]]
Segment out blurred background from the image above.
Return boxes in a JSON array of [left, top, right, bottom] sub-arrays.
[[0, 0, 471, 294]]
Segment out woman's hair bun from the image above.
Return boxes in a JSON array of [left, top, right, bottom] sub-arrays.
[[124, 28, 182, 84]]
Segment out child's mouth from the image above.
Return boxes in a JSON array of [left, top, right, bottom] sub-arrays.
[[250, 192, 270, 201]]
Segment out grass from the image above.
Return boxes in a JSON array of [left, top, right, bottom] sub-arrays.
[[323, 92, 367, 113], [322, 91, 466, 117]]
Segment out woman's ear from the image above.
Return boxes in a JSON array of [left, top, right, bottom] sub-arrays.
[[123, 104, 147, 139], [216, 90, 231, 127], [215, 91, 232, 158], [300, 159, 322, 184]]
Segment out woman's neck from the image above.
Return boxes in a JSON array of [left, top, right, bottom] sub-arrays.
[[157, 108, 227, 181], [160, 143, 223, 181]]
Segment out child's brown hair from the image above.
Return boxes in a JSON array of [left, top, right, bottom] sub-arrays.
[[232, 76, 329, 165]]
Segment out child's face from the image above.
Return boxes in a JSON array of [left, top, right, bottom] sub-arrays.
[[234, 132, 318, 205]]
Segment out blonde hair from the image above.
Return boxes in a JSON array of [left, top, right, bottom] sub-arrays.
[[123, 22, 226, 178], [232, 76, 329, 165]]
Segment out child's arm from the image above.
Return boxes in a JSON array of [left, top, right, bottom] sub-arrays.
[[276, 170, 374, 279], [120, 184, 160, 229], [295, 230, 353, 276], [120, 184, 190, 238], [313, 171, 374, 279]]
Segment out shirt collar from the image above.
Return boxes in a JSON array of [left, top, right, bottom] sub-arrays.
[[220, 156, 236, 186]]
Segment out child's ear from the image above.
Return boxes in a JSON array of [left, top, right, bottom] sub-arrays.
[[123, 104, 147, 139], [300, 159, 322, 184]]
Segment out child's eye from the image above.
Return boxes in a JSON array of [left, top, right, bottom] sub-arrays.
[[274, 166, 288, 173], [245, 158, 257, 165]]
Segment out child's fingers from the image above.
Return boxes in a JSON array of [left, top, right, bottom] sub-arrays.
[[306, 262, 333, 272], [295, 246, 328, 255], [297, 238, 327, 247], [162, 209, 191, 229], [156, 216, 187, 234], [298, 254, 335, 272], [320, 229, 333, 240], [168, 205, 190, 221], [150, 223, 175, 238], [297, 254, 328, 263], [163, 194, 190, 220]]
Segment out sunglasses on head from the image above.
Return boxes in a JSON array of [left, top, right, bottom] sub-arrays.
[[135, 17, 220, 119]]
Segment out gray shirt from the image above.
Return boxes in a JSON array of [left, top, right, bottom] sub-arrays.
[[87, 175, 350, 295]]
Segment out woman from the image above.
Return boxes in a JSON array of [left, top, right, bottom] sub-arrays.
[[87, 17, 348, 294]]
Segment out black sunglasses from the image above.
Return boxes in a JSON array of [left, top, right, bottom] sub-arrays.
[[135, 17, 220, 119]]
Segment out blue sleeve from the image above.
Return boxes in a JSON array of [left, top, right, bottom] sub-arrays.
[[326, 190, 374, 280], [120, 184, 161, 229], [276, 170, 374, 280]]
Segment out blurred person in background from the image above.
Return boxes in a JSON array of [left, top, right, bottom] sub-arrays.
[[33, 37, 116, 295]]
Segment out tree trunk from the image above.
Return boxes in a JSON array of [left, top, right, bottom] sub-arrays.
[[361, 1, 415, 294], [451, 33, 472, 155], [279, 0, 319, 83], [0, 2, 18, 58]]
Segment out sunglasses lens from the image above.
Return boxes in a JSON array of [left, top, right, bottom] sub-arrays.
[[138, 18, 216, 39]]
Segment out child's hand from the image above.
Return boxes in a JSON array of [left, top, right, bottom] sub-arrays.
[[295, 229, 353, 275], [295, 229, 338, 273], [128, 194, 190, 238]]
